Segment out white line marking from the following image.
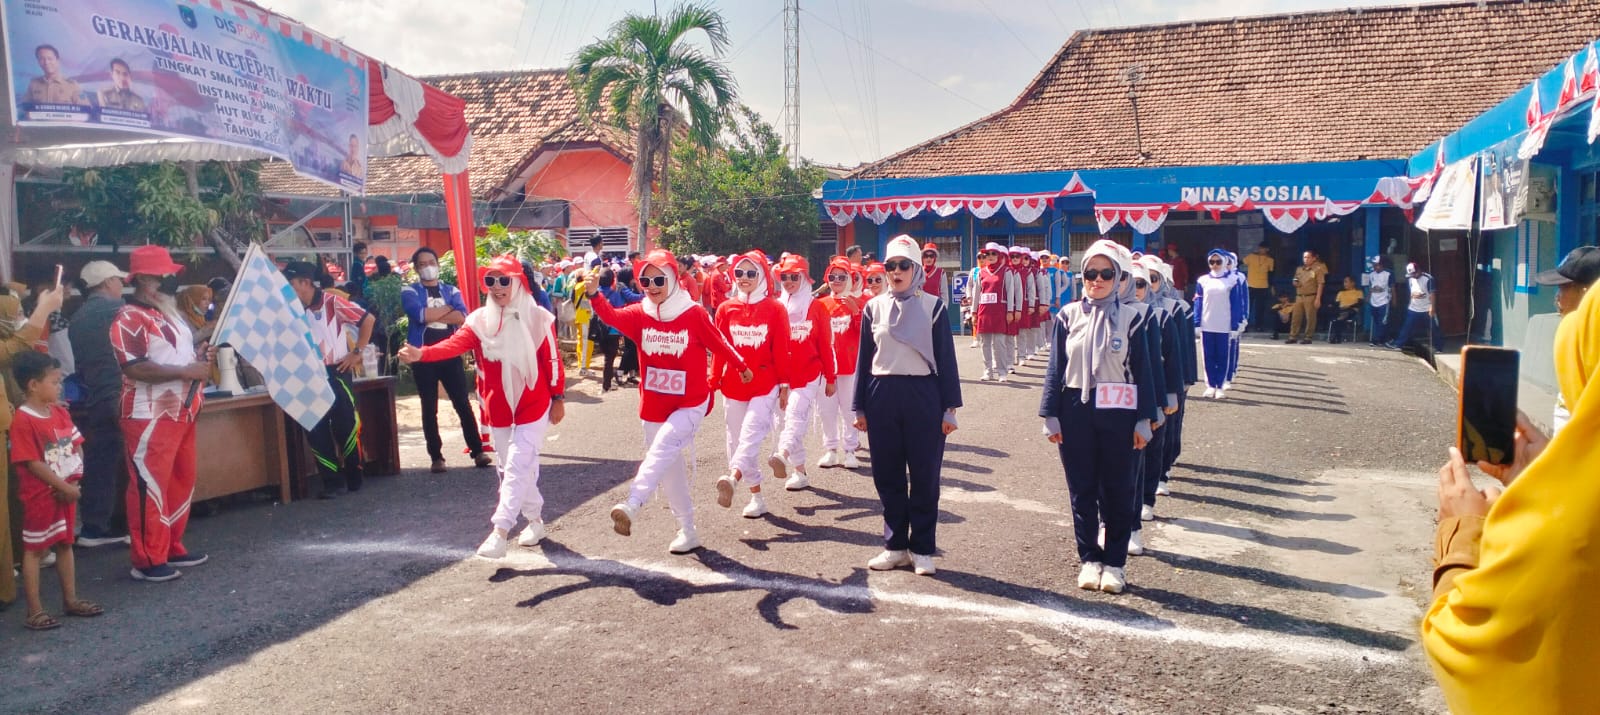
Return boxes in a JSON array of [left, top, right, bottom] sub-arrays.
[[299, 539, 1408, 665]]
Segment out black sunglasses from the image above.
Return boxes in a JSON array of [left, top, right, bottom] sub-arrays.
[[866, 277, 884, 284], [1208, 259, 1223, 265], [1135, 279, 1149, 289], [733, 269, 761, 279], [639, 275, 668, 288], [827, 273, 848, 282], [483, 275, 514, 288], [1083, 268, 1118, 282], [780, 272, 804, 281], [884, 259, 916, 272]]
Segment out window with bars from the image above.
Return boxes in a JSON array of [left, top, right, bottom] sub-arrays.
[[567, 226, 632, 255]]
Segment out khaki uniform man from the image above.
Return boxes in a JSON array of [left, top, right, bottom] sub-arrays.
[[1287, 251, 1327, 344], [22, 45, 85, 106]]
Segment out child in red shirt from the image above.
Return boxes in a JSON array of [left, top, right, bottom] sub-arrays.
[[586, 250, 750, 554], [11, 351, 102, 630], [712, 251, 791, 518]]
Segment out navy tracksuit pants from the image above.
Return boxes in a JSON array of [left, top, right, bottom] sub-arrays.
[[1200, 331, 1230, 389], [1054, 389, 1138, 568], [1163, 391, 1186, 477], [1140, 415, 1167, 509], [863, 375, 947, 556]]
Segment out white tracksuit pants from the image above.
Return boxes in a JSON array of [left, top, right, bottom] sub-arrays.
[[724, 387, 780, 486], [489, 416, 551, 532], [980, 333, 1012, 375], [776, 376, 822, 467], [627, 400, 707, 527], [817, 373, 860, 452]]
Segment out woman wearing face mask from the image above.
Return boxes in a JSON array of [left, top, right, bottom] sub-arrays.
[[769, 255, 836, 492], [1193, 249, 1247, 399], [399, 256, 565, 558], [1041, 240, 1158, 594], [711, 251, 791, 518], [402, 247, 490, 473], [855, 235, 961, 576], [817, 257, 864, 470], [585, 250, 751, 554]]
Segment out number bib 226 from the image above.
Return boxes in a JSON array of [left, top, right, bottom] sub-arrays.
[[645, 367, 687, 395], [1094, 382, 1136, 410]]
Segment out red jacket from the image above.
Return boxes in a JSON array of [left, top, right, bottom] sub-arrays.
[[783, 298, 837, 387], [820, 295, 861, 376], [590, 297, 746, 422], [418, 324, 562, 428], [714, 297, 791, 401]]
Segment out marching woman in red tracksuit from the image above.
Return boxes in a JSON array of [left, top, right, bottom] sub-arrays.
[[585, 250, 751, 554], [817, 257, 864, 470], [974, 243, 1013, 382], [712, 251, 792, 518], [399, 255, 565, 559], [769, 255, 836, 492]]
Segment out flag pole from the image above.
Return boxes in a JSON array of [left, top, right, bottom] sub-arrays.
[[211, 242, 261, 347]]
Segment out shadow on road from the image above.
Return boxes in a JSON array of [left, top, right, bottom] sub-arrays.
[[1163, 517, 1361, 555], [1170, 476, 1335, 503], [791, 486, 966, 526], [1179, 463, 1312, 487], [944, 442, 1011, 459], [1164, 491, 1354, 522], [931, 568, 1165, 625], [1145, 550, 1385, 599], [1133, 585, 1412, 651]]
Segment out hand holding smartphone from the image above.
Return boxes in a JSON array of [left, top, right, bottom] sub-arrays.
[[1458, 346, 1520, 467]]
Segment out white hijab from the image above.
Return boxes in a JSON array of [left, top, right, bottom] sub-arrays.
[[466, 280, 554, 410], [781, 271, 814, 323], [640, 261, 697, 322], [733, 258, 770, 304]]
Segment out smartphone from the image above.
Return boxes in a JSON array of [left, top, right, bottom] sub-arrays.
[[1458, 346, 1519, 466]]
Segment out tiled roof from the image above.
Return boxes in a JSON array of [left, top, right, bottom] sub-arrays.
[[851, 0, 1600, 179], [260, 69, 628, 198]]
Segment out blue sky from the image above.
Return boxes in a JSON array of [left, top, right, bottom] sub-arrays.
[[268, 0, 1403, 167]]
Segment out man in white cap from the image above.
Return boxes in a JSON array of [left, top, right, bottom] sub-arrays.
[[1385, 262, 1441, 353], [68, 261, 131, 547]]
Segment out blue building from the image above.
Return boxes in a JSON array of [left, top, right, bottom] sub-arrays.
[[820, 0, 1597, 339]]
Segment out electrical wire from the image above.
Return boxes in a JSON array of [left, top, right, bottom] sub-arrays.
[[799, 21, 865, 164], [801, 7, 989, 112]]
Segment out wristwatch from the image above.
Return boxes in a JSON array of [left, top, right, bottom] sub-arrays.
[[551, 394, 565, 401]]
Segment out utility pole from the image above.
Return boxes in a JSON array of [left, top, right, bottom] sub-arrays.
[[784, 0, 800, 167]]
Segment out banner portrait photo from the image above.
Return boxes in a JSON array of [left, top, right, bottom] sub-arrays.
[[2, 0, 369, 193]]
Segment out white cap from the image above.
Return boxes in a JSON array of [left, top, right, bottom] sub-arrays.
[[885, 234, 920, 264], [80, 260, 128, 288], [983, 242, 1006, 253]]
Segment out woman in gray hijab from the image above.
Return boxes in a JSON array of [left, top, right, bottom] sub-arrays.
[[1039, 239, 1159, 595], [853, 235, 962, 577]]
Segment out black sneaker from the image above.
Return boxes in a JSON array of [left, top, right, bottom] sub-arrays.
[[77, 526, 130, 548], [168, 552, 208, 568], [130, 564, 182, 582]]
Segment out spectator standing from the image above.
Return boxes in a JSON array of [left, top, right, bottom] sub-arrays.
[[1386, 262, 1442, 352], [583, 234, 604, 269], [67, 261, 131, 547], [284, 262, 375, 499], [1286, 250, 1328, 344], [0, 284, 64, 606], [1533, 245, 1599, 432], [1164, 243, 1191, 294], [595, 267, 642, 391], [403, 248, 490, 473], [1242, 244, 1275, 332], [346, 242, 369, 301], [1363, 256, 1394, 346]]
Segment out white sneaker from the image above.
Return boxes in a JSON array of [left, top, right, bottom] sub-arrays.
[[1223, 381, 1233, 390], [715, 475, 736, 508], [911, 553, 936, 576], [1141, 504, 1155, 521], [1214, 389, 1226, 400], [842, 452, 862, 469], [610, 502, 638, 536], [817, 450, 839, 469], [996, 375, 1008, 384], [969, 340, 980, 349], [1202, 387, 1216, 398], [476, 531, 508, 559], [1099, 566, 1127, 594], [868, 549, 912, 571], [784, 471, 810, 491], [42, 551, 57, 568], [742, 493, 769, 518], [1128, 530, 1145, 556], [979, 371, 994, 382], [1078, 562, 1104, 590], [668, 528, 702, 554], [1156, 481, 1170, 496], [767, 453, 791, 481], [517, 520, 546, 546]]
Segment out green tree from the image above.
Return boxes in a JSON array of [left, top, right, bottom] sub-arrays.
[[436, 224, 566, 286], [657, 105, 828, 259], [58, 160, 264, 268], [569, 2, 738, 250]]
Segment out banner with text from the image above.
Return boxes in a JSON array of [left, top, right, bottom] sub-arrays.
[[1478, 138, 1529, 231], [3, 0, 368, 193]]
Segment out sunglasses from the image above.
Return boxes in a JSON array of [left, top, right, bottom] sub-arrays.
[[1083, 268, 1118, 283], [884, 259, 916, 272], [827, 273, 848, 282], [780, 273, 804, 282], [867, 277, 884, 285], [639, 275, 668, 288], [1135, 279, 1149, 289], [1208, 259, 1223, 265], [483, 275, 515, 288], [733, 269, 762, 279]]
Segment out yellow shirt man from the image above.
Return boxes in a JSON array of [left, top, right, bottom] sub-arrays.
[[1243, 251, 1275, 289], [1336, 288, 1364, 310]]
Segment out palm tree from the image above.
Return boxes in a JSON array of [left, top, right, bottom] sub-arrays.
[[570, 3, 737, 252]]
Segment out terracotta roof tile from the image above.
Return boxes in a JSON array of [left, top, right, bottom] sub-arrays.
[[852, 0, 1600, 179]]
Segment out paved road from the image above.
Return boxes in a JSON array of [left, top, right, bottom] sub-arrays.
[[2, 336, 1454, 714]]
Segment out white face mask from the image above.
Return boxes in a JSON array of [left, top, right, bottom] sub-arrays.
[[419, 266, 440, 281]]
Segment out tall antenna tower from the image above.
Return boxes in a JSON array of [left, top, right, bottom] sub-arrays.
[[784, 0, 800, 167]]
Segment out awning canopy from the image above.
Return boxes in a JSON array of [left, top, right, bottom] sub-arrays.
[[821, 160, 1415, 236]]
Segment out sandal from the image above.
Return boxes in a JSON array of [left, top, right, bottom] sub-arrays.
[[63, 600, 103, 617], [25, 611, 60, 631]]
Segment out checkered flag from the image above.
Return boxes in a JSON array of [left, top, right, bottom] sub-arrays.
[[213, 244, 335, 431]]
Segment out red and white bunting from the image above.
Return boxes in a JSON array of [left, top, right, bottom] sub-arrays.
[[1264, 207, 1310, 234], [1095, 205, 1170, 235], [1006, 196, 1049, 223], [1061, 172, 1093, 196], [1367, 176, 1417, 209], [894, 198, 928, 220], [822, 192, 1058, 225], [1520, 72, 1557, 160], [826, 203, 858, 227], [861, 202, 894, 225]]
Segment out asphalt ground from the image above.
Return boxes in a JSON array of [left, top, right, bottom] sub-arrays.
[[2, 334, 1457, 714]]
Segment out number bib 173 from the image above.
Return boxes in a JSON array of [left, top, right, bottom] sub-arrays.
[[1094, 382, 1136, 410], [645, 367, 687, 395]]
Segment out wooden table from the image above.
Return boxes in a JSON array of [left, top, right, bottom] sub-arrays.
[[194, 391, 293, 504], [286, 376, 402, 498]]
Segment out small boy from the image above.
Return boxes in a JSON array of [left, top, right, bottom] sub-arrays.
[[12, 350, 102, 630]]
